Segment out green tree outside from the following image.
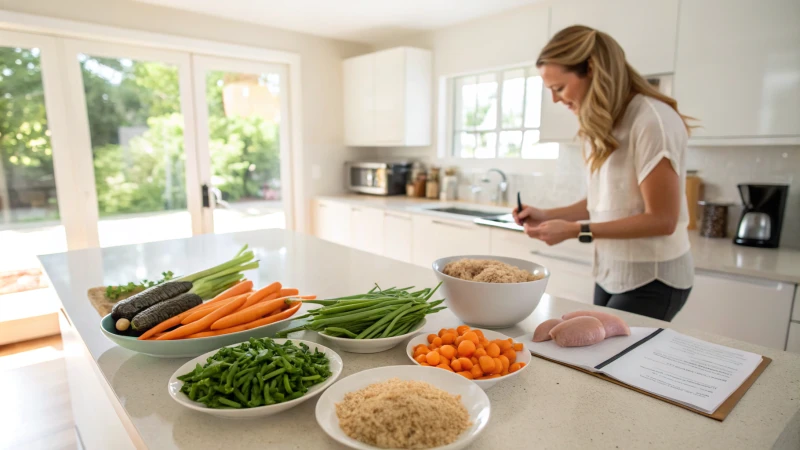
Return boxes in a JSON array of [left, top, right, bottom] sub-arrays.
[[0, 49, 280, 221]]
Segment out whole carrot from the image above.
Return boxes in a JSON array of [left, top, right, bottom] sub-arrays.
[[246, 281, 281, 306], [206, 280, 253, 305], [180, 293, 248, 325], [238, 291, 278, 311], [190, 301, 302, 338], [210, 297, 286, 330], [138, 297, 219, 340], [156, 295, 247, 340], [278, 288, 299, 297], [243, 301, 302, 330]]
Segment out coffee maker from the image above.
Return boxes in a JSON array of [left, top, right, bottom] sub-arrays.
[[734, 184, 789, 248]]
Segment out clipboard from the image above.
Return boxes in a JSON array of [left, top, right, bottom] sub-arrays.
[[533, 353, 772, 421]]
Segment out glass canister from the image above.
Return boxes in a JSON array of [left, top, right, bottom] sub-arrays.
[[698, 201, 733, 238]]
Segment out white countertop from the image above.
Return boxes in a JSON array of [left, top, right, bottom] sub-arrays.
[[318, 194, 800, 285], [40, 229, 800, 450]]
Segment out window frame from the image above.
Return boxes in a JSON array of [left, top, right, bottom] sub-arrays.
[[449, 65, 553, 160]]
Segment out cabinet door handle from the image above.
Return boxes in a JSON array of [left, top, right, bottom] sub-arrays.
[[318, 204, 327, 208], [432, 220, 474, 230], [385, 212, 411, 220], [531, 250, 592, 267], [351, 207, 361, 212]]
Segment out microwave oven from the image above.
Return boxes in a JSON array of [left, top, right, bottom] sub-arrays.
[[346, 161, 411, 196]]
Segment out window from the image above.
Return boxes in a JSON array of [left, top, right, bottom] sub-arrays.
[[452, 66, 558, 159]]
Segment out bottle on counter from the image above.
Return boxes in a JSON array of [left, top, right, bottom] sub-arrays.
[[440, 167, 459, 201], [407, 162, 426, 197], [426, 167, 440, 199], [685, 170, 703, 230]]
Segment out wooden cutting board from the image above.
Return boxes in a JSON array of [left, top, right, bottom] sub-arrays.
[[86, 287, 137, 317]]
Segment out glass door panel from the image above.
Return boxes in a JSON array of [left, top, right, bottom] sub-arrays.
[[193, 56, 290, 234], [0, 38, 66, 293], [73, 46, 196, 247]]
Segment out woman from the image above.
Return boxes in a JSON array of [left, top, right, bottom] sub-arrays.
[[513, 25, 694, 321]]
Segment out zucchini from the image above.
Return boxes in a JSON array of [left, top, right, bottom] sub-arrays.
[[131, 292, 203, 331], [111, 280, 192, 321]]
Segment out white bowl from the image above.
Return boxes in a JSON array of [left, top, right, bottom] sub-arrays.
[[317, 319, 426, 354], [167, 338, 343, 418], [405, 328, 532, 390], [433, 255, 549, 328], [315, 365, 491, 450]]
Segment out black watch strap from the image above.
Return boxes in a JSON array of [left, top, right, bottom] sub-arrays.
[[579, 223, 593, 243]]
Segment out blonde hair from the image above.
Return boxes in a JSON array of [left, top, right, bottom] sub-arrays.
[[537, 25, 694, 173]]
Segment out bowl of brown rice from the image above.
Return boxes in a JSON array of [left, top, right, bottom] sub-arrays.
[[315, 365, 490, 450], [432, 255, 549, 328]]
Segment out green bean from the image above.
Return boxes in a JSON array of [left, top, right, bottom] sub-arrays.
[[176, 338, 331, 409]]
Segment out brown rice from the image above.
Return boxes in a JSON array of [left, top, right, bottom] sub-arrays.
[[443, 258, 543, 283], [336, 378, 471, 449]]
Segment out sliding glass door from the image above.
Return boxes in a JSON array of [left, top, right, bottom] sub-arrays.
[[0, 30, 73, 294], [192, 56, 292, 234], [61, 40, 203, 247]]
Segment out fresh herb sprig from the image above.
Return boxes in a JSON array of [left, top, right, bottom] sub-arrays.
[[106, 271, 176, 301]]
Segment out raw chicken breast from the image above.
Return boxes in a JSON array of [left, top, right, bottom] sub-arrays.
[[562, 310, 631, 338], [549, 316, 606, 347], [532, 318, 563, 342]]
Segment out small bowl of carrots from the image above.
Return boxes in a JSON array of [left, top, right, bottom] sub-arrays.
[[405, 324, 531, 390]]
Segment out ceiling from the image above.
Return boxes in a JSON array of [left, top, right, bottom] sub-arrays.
[[132, 0, 541, 43]]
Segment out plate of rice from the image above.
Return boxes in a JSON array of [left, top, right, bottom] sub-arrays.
[[315, 365, 491, 450]]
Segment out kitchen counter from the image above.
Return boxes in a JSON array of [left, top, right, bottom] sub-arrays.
[[41, 229, 800, 450], [317, 194, 800, 284]]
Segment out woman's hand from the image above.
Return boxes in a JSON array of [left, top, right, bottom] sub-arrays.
[[525, 220, 581, 246], [513, 204, 549, 226]]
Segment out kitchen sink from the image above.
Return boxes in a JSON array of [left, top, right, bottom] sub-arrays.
[[427, 207, 503, 218]]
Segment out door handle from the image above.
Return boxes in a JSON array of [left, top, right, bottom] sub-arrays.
[[202, 184, 210, 208], [432, 220, 474, 230]]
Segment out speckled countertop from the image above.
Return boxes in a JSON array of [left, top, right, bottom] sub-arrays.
[[318, 195, 800, 285], [41, 230, 800, 450]]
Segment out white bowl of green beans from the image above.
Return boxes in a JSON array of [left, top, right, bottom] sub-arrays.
[[278, 284, 445, 354], [167, 337, 343, 418]]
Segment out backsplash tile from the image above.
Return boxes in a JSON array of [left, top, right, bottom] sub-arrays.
[[433, 145, 799, 249]]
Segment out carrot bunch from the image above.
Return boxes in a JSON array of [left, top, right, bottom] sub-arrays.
[[411, 325, 526, 380], [137, 280, 314, 340]]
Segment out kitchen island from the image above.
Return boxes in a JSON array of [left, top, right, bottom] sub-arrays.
[[41, 229, 800, 450]]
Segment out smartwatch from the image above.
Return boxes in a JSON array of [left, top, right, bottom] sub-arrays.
[[578, 223, 593, 243]]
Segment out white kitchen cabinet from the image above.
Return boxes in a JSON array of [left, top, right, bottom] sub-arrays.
[[350, 206, 384, 255], [549, 0, 679, 76], [672, 271, 794, 350], [787, 322, 800, 354], [541, 0, 680, 143], [343, 54, 375, 145], [412, 215, 490, 268], [489, 228, 595, 304], [674, 0, 800, 140], [383, 211, 413, 263], [343, 47, 432, 147], [314, 200, 351, 246]]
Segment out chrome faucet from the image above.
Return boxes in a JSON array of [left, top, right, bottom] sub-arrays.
[[482, 168, 508, 205]]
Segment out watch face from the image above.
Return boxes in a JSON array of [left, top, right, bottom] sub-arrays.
[[579, 234, 592, 243]]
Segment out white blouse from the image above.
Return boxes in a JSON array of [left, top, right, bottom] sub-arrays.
[[585, 94, 694, 294]]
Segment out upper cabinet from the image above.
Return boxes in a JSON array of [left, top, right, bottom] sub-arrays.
[[343, 47, 432, 147], [674, 0, 800, 140], [541, 0, 680, 142], [549, 0, 680, 76]]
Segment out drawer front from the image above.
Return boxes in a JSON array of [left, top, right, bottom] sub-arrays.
[[383, 211, 413, 263], [413, 216, 490, 267], [672, 272, 794, 350]]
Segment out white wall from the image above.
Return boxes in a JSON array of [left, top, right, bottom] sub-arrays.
[[365, 2, 800, 249], [0, 0, 372, 233]]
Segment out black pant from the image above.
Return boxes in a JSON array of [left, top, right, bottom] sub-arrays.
[[593, 280, 691, 322]]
